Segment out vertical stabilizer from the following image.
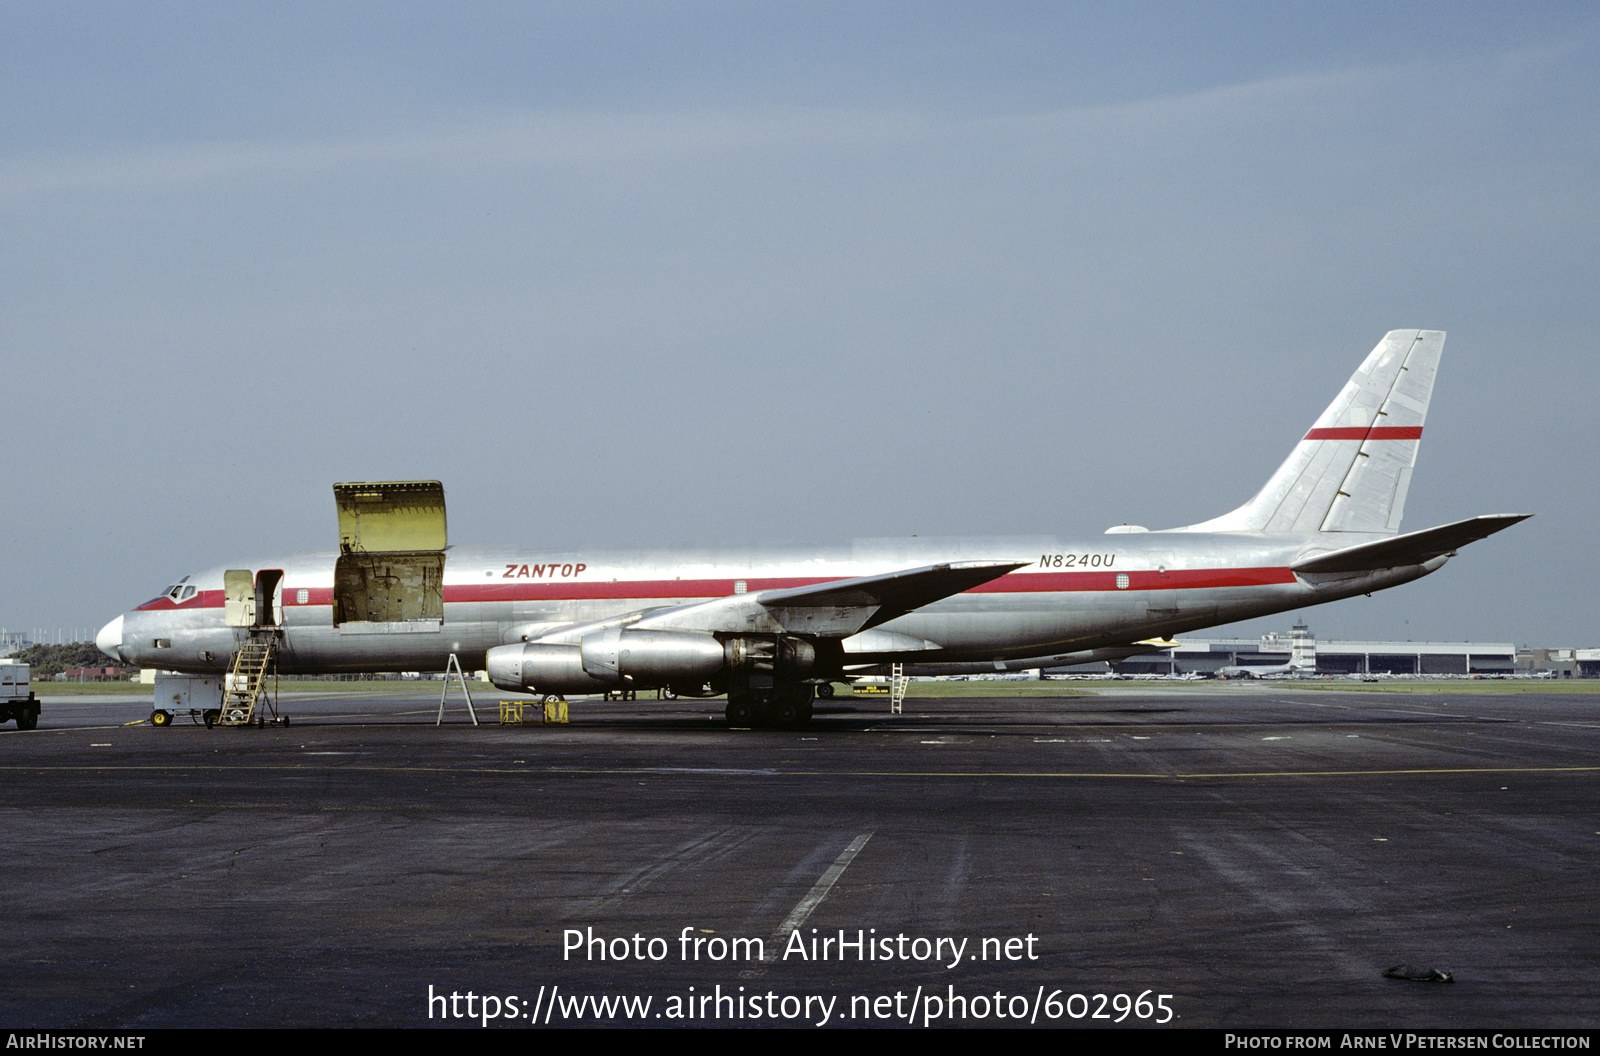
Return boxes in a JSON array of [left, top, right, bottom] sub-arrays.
[[1169, 330, 1443, 535]]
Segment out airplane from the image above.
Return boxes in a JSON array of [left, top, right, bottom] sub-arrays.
[[1213, 662, 1300, 680], [95, 329, 1528, 728]]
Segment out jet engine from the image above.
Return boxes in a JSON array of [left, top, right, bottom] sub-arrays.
[[484, 630, 827, 696], [579, 627, 724, 682], [485, 642, 616, 694]]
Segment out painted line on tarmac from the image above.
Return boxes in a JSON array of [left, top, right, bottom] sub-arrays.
[[1294, 699, 1493, 721], [765, 832, 874, 962], [540, 765, 1600, 779], [0, 723, 150, 734], [8, 763, 1600, 780]]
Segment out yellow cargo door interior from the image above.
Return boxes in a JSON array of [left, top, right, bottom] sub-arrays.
[[331, 481, 447, 631]]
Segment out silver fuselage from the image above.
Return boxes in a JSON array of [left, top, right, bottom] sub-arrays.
[[105, 531, 1433, 677]]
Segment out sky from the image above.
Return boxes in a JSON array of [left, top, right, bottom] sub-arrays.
[[2, 1, 1596, 648]]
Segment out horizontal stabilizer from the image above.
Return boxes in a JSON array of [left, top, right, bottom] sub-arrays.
[[1292, 515, 1531, 574]]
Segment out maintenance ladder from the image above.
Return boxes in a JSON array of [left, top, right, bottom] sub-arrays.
[[890, 662, 908, 714], [218, 636, 278, 726]]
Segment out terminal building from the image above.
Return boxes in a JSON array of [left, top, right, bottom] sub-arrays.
[[1046, 623, 1521, 677], [1582, 651, 1600, 678], [1519, 648, 1600, 679]]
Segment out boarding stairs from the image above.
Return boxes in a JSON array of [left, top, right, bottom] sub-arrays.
[[218, 636, 279, 726]]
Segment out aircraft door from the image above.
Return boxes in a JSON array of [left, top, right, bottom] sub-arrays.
[[255, 569, 284, 627], [224, 570, 256, 627]]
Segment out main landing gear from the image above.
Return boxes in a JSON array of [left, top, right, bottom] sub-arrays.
[[724, 684, 815, 730]]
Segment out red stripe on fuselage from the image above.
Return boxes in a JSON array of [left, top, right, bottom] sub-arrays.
[[136, 587, 327, 611], [978, 567, 1296, 593], [447, 566, 1299, 600], [134, 566, 1298, 611], [1303, 426, 1423, 441]]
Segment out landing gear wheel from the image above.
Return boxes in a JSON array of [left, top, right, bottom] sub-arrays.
[[204, 709, 220, 729], [765, 686, 815, 729], [771, 699, 802, 727], [150, 709, 172, 727], [725, 697, 757, 728]]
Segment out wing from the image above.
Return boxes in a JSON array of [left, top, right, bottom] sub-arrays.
[[846, 639, 1180, 675], [627, 559, 1029, 637], [494, 560, 1028, 695]]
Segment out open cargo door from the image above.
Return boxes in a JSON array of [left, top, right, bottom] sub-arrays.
[[331, 481, 447, 632], [335, 480, 446, 553]]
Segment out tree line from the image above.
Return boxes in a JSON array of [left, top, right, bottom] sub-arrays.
[[5, 642, 130, 679]]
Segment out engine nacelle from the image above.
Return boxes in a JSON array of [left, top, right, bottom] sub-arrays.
[[486, 631, 831, 695], [485, 642, 623, 694], [580, 628, 725, 682], [725, 635, 820, 678]]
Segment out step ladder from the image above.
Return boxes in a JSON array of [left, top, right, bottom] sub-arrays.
[[890, 662, 908, 714], [218, 636, 278, 726]]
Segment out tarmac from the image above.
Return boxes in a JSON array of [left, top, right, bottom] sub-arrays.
[[3, 683, 1597, 1029]]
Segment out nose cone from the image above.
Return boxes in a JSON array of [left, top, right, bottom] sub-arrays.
[[95, 616, 125, 662]]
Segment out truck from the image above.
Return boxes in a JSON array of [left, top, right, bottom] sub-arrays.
[[1, 662, 41, 730]]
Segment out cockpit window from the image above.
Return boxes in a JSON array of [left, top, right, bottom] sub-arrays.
[[140, 575, 197, 609]]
